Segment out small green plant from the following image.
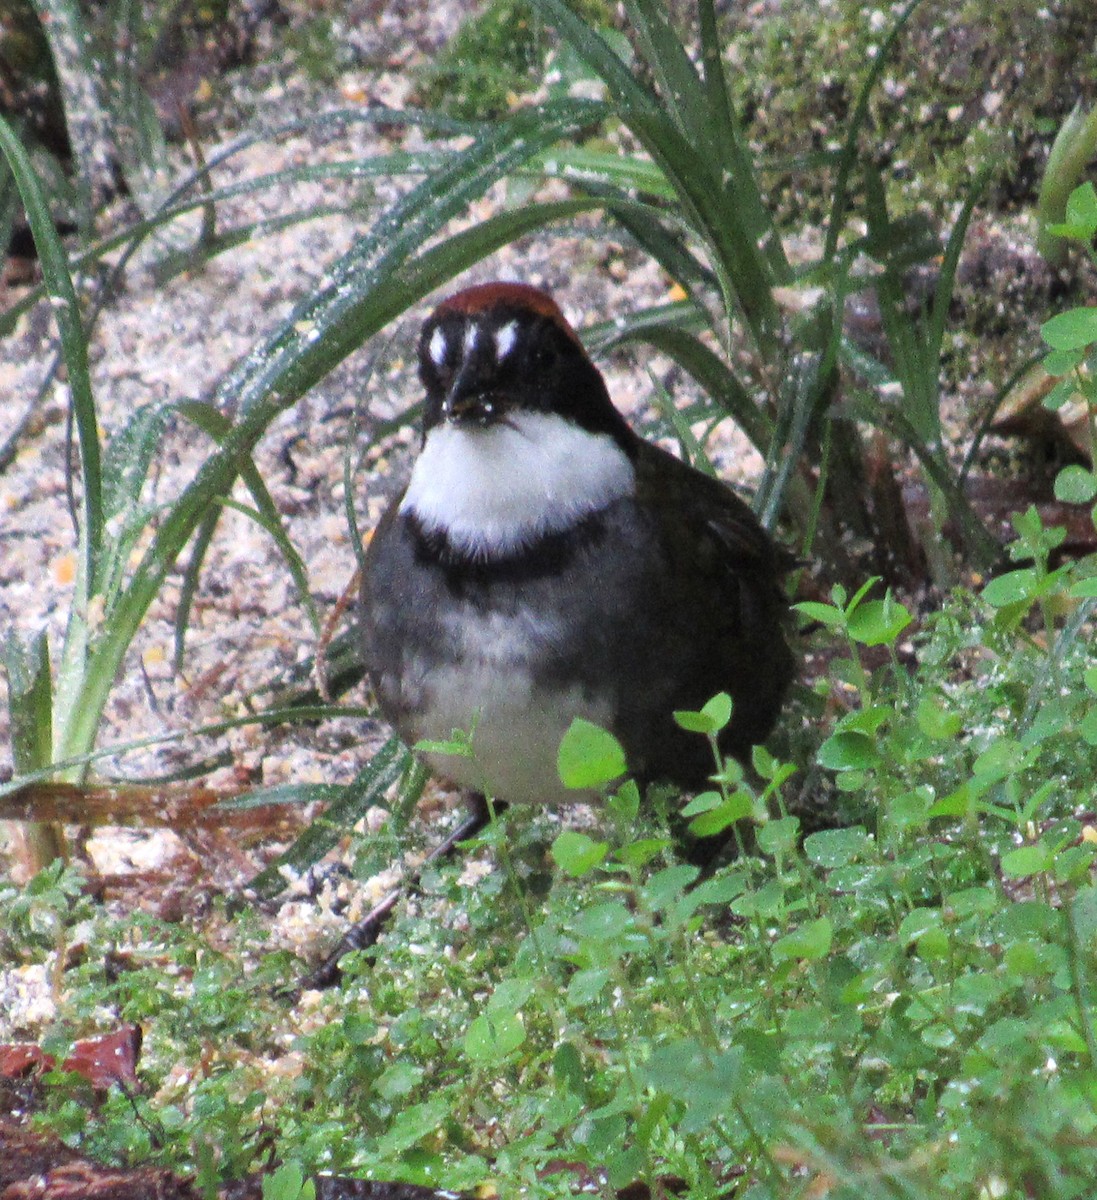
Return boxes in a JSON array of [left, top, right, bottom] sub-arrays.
[[1039, 181, 1097, 525], [1038, 102, 1097, 265], [415, 0, 547, 120], [5, 566, 1097, 1194], [262, 1162, 316, 1200]]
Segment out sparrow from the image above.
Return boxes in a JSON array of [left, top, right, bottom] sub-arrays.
[[360, 281, 796, 808]]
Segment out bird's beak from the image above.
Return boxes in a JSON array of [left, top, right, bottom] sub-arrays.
[[442, 391, 497, 424], [441, 358, 500, 425]]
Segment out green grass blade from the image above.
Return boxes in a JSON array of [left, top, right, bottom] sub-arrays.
[[628, 0, 783, 285], [607, 321, 772, 452], [255, 626, 366, 714], [533, 0, 776, 343], [245, 736, 410, 900], [629, 110, 778, 345], [216, 497, 320, 635], [173, 508, 220, 676], [531, 146, 674, 198], [959, 352, 1044, 486], [216, 99, 606, 414], [822, 0, 924, 263], [4, 631, 54, 774], [584, 187, 716, 295], [174, 400, 321, 636], [150, 204, 352, 285], [584, 298, 708, 350], [537, 0, 779, 339], [0, 158, 18, 261], [697, 0, 785, 277], [623, 0, 710, 148], [758, 353, 829, 528], [0, 704, 378, 804], [100, 402, 175, 524], [647, 367, 716, 476], [1038, 100, 1097, 264], [0, 109, 481, 346], [926, 163, 992, 370], [530, 0, 658, 119], [0, 114, 103, 588], [218, 782, 349, 811], [0, 152, 456, 340], [3, 630, 64, 867], [29, 0, 115, 220], [393, 197, 607, 304]]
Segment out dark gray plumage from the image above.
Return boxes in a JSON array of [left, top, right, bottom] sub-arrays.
[[361, 282, 795, 804]]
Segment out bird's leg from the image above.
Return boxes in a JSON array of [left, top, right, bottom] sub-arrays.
[[293, 794, 496, 994]]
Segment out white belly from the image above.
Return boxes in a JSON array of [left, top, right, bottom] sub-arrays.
[[401, 608, 612, 806]]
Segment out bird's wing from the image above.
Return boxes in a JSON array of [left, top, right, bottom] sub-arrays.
[[633, 439, 793, 575]]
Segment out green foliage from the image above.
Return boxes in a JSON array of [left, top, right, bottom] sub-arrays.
[[1038, 181, 1097, 529], [1039, 102, 1097, 264], [0, 859, 91, 958], [415, 0, 546, 120], [280, 15, 354, 85], [556, 717, 628, 790], [6, 547, 1096, 1194], [263, 1162, 315, 1200]]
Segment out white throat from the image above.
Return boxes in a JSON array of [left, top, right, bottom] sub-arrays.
[[400, 410, 635, 559]]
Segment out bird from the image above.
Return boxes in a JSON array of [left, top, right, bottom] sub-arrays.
[[360, 281, 796, 808], [297, 281, 798, 990]]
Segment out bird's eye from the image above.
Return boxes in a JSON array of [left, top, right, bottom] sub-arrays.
[[531, 337, 558, 370]]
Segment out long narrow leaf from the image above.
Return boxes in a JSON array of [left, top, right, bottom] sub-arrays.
[[822, 0, 924, 263], [926, 162, 992, 365], [0, 116, 102, 584], [858, 403, 1001, 570], [607, 321, 772, 451], [697, 0, 786, 277], [0, 151, 458, 340], [623, 0, 710, 151], [5, 632, 53, 773], [173, 508, 220, 674], [758, 353, 830, 528], [245, 736, 410, 900], [531, 146, 674, 198], [584, 298, 708, 350], [30, 0, 116, 217], [530, 0, 659, 120], [630, 110, 778, 347], [582, 185, 716, 296], [175, 400, 321, 635], [0, 703, 378, 802], [534, 0, 778, 343]]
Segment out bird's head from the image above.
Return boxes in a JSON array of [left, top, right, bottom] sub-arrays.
[[400, 282, 637, 561], [417, 282, 628, 443]]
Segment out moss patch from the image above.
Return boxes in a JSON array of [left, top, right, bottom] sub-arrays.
[[414, 0, 616, 120], [725, 0, 1097, 225]]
